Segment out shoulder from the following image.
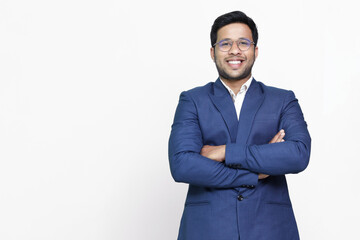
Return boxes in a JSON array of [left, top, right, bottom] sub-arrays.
[[179, 82, 214, 100], [185, 82, 213, 94], [256, 80, 291, 94], [255, 80, 295, 99]]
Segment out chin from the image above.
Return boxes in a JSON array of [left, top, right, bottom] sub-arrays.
[[224, 73, 247, 81]]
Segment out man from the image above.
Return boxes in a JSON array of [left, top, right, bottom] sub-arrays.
[[168, 11, 311, 240]]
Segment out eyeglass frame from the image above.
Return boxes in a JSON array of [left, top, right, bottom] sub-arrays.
[[213, 38, 256, 52]]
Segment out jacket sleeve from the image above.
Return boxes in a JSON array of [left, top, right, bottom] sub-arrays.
[[168, 91, 258, 188], [225, 90, 311, 175]]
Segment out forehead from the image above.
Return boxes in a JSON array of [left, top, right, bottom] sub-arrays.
[[217, 23, 253, 41]]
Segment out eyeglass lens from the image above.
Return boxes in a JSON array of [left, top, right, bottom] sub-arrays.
[[218, 39, 251, 52]]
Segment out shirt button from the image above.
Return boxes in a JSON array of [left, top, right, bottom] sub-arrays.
[[237, 195, 244, 201]]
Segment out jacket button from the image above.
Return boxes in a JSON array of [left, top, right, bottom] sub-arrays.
[[237, 195, 244, 201]]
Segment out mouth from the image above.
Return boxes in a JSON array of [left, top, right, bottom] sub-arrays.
[[226, 59, 244, 68]]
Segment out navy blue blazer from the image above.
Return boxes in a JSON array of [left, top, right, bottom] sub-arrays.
[[168, 78, 311, 240]]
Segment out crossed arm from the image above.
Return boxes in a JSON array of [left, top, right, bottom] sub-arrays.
[[169, 91, 311, 188], [200, 130, 286, 179]]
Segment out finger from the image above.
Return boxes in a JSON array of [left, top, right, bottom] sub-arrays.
[[281, 139, 285, 142], [201, 145, 209, 150], [269, 131, 281, 143], [258, 173, 269, 179], [269, 129, 284, 143], [276, 131, 285, 142]]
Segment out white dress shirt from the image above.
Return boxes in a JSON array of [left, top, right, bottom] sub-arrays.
[[220, 76, 253, 120]]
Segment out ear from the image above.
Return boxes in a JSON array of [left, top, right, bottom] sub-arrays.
[[210, 47, 215, 62], [255, 46, 258, 59]]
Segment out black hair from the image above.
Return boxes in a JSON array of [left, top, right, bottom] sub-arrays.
[[210, 11, 258, 47]]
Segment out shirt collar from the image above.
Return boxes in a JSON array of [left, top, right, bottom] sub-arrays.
[[220, 75, 253, 99]]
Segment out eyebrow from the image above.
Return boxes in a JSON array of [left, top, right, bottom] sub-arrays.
[[220, 37, 251, 42]]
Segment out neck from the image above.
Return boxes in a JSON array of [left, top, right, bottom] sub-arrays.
[[220, 75, 252, 95]]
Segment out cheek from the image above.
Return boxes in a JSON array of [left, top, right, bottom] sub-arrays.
[[215, 58, 223, 67], [214, 52, 226, 62]]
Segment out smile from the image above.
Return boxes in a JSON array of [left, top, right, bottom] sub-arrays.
[[228, 60, 242, 64], [226, 59, 244, 68]]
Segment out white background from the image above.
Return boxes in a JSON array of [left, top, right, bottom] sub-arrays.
[[1, 0, 359, 239]]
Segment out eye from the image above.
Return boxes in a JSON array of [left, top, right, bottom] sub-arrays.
[[220, 41, 231, 47], [239, 40, 249, 46]]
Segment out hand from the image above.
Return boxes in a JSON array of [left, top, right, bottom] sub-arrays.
[[200, 145, 226, 162], [269, 129, 285, 143], [258, 173, 269, 179], [258, 130, 286, 179]]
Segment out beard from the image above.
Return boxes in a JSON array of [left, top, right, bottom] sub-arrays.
[[214, 54, 255, 81]]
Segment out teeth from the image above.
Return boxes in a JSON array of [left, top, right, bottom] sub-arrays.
[[229, 60, 242, 64]]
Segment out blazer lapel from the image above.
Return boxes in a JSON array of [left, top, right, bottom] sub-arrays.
[[236, 79, 265, 145], [209, 78, 238, 143]]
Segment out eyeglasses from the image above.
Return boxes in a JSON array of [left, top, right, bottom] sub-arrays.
[[213, 38, 255, 52]]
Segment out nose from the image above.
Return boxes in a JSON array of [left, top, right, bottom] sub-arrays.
[[228, 42, 242, 55]]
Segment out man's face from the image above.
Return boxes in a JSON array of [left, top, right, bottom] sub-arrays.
[[211, 23, 258, 82]]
